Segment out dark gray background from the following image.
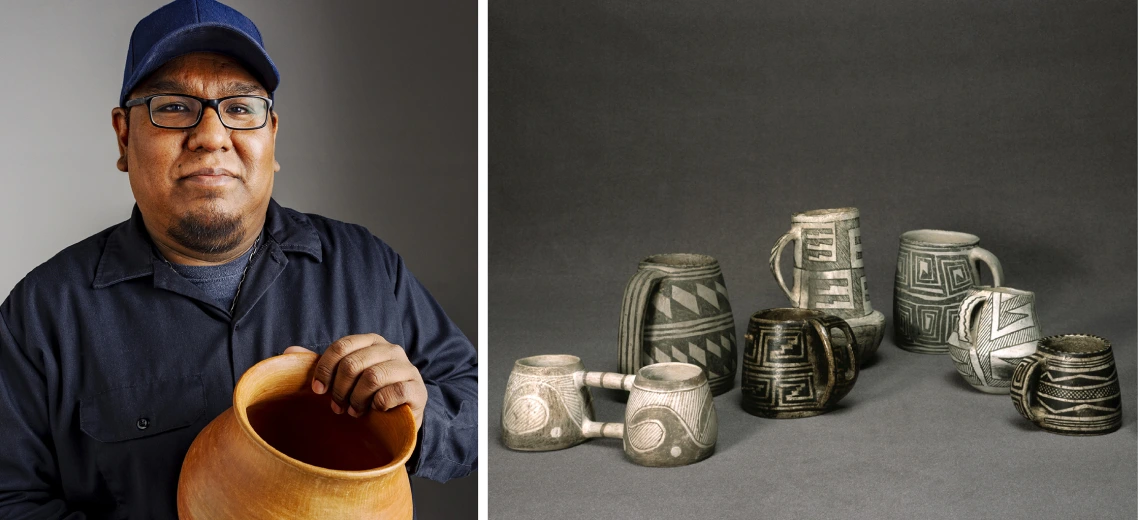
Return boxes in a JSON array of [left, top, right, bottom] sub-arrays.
[[490, 1, 1136, 518], [0, 2, 475, 518]]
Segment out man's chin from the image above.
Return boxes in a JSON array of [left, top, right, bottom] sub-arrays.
[[167, 207, 245, 255]]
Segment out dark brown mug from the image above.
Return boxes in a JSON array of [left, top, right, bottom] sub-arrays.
[[741, 308, 859, 418]]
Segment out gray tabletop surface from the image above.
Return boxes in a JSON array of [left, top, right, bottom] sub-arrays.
[[488, 1, 1137, 518]]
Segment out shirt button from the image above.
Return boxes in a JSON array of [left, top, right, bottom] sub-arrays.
[[136, 418, 150, 430]]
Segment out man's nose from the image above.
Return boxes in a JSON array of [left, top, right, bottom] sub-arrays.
[[186, 107, 232, 151]]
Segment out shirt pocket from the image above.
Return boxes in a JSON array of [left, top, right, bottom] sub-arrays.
[[79, 375, 208, 519], [80, 375, 207, 442]]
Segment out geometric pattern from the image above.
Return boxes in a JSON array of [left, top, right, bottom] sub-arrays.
[[894, 244, 983, 353], [1010, 339, 1122, 435], [947, 288, 1041, 389], [638, 268, 736, 395], [740, 315, 857, 417], [771, 212, 871, 321]]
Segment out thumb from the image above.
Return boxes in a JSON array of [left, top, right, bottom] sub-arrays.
[[283, 346, 314, 355]]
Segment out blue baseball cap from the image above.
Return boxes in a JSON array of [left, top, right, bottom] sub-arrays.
[[120, 0, 280, 107]]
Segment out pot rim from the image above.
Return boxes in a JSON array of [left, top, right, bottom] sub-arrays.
[[232, 352, 417, 480]]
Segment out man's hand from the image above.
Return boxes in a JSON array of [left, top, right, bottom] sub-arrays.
[[283, 333, 427, 431]]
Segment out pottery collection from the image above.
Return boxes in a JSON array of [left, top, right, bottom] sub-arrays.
[[768, 208, 885, 364], [893, 229, 1004, 354], [502, 355, 717, 467], [947, 286, 1042, 393], [618, 253, 737, 395], [1010, 335, 1123, 436], [178, 352, 417, 519], [741, 308, 859, 418], [502, 207, 1122, 475]]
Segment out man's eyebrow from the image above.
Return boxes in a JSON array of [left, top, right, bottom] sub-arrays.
[[133, 79, 266, 97]]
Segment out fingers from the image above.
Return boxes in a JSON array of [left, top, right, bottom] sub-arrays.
[[327, 344, 407, 412], [283, 346, 312, 355], [346, 361, 425, 417], [311, 333, 389, 395]]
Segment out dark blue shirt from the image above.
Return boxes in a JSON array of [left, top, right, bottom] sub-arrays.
[[0, 200, 478, 519]]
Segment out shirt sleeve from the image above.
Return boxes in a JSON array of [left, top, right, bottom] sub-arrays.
[[0, 287, 86, 519], [376, 239, 478, 483]]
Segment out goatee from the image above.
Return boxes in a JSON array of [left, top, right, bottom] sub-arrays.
[[167, 208, 244, 255]]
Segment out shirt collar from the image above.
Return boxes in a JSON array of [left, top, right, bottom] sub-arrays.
[[92, 199, 322, 289]]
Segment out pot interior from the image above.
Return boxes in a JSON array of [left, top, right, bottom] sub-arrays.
[[236, 353, 417, 474], [246, 391, 398, 471]]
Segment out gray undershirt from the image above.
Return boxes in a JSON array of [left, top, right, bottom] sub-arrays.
[[161, 236, 261, 309]]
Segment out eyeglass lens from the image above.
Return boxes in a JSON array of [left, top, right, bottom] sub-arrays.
[[149, 95, 269, 129]]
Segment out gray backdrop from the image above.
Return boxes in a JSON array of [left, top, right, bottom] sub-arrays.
[[490, 1, 1136, 519], [0, 2, 476, 518]]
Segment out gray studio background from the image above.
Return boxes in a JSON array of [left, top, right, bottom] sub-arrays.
[[490, 1, 1136, 519], [0, 2, 476, 518]]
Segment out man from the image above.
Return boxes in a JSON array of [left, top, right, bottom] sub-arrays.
[[0, 1, 477, 518]]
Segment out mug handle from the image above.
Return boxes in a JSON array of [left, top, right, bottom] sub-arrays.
[[810, 315, 860, 400], [968, 247, 1004, 287], [581, 371, 636, 440], [618, 268, 668, 375], [1010, 354, 1045, 424], [955, 291, 988, 345], [768, 228, 801, 303]]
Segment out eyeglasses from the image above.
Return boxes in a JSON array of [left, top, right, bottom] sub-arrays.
[[123, 94, 273, 130]]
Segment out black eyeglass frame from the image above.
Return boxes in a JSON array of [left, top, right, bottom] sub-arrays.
[[122, 93, 274, 130]]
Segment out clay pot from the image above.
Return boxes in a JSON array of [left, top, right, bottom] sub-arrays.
[[177, 352, 416, 519]]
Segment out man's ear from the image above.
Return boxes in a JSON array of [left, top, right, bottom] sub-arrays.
[[111, 107, 130, 172], [270, 110, 280, 172]]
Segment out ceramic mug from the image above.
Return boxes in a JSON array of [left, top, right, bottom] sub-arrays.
[[947, 286, 1042, 393], [741, 308, 859, 418], [1010, 335, 1122, 436], [501, 354, 633, 452], [618, 253, 737, 395], [624, 362, 717, 467], [768, 207, 886, 364], [893, 230, 1004, 354], [769, 207, 871, 319]]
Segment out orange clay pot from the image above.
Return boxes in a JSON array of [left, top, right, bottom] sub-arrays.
[[177, 352, 416, 519]]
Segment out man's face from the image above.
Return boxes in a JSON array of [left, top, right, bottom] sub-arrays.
[[112, 52, 279, 255]]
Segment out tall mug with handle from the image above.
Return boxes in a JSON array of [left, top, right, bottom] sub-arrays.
[[768, 208, 885, 364], [618, 254, 737, 395], [893, 230, 1004, 354]]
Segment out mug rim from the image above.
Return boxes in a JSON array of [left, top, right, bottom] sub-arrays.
[[899, 229, 980, 247], [513, 354, 584, 373], [792, 207, 859, 222], [750, 307, 826, 324], [1037, 334, 1112, 356], [971, 285, 1034, 297], [641, 253, 718, 268], [634, 362, 707, 390]]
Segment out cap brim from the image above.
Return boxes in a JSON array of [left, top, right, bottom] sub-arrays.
[[120, 23, 280, 106]]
